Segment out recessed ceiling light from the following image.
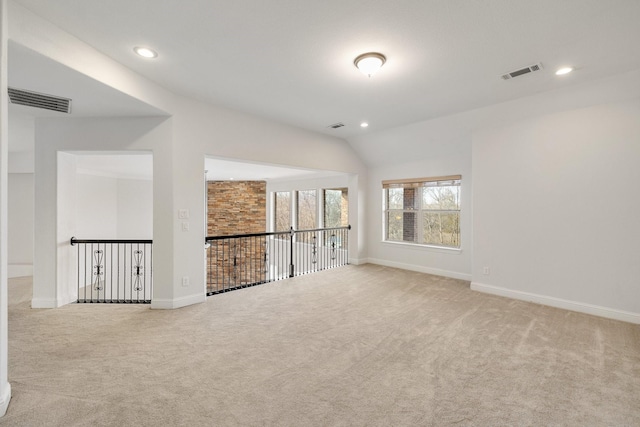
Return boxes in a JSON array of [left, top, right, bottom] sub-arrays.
[[360, 122, 369, 128], [555, 67, 573, 76], [133, 46, 158, 59], [354, 52, 386, 77]]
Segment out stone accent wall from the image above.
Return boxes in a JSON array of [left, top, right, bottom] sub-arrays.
[[207, 181, 266, 236], [403, 188, 416, 241], [207, 181, 267, 292], [340, 190, 349, 226]]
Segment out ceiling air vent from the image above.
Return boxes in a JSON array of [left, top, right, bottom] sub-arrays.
[[500, 63, 543, 80], [8, 87, 71, 113], [328, 122, 345, 129]]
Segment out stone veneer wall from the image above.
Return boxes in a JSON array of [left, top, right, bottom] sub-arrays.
[[207, 181, 266, 236], [206, 181, 267, 292]]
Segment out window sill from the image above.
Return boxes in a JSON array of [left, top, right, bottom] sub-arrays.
[[380, 240, 462, 254]]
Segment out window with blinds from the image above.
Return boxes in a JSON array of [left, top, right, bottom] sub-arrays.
[[383, 175, 461, 248]]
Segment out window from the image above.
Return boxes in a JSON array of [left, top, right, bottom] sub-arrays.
[[323, 188, 348, 228], [274, 191, 291, 232], [272, 187, 349, 234], [383, 175, 461, 248], [297, 190, 317, 230]]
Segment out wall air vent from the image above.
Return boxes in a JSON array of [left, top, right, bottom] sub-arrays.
[[328, 122, 345, 129], [8, 87, 71, 113], [500, 63, 543, 80]]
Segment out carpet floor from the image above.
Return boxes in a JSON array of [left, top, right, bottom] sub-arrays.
[[2, 265, 639, 426]]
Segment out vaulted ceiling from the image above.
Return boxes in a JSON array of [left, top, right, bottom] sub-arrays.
[[10, 0, 640, 139]]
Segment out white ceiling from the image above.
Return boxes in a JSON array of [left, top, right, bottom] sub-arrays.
[[11, 0, 640, 138], [74, 153, 341, 182], [8, 42, 167, 118]]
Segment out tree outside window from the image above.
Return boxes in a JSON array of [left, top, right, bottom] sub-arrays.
[[324, 188, 348, 228], [274, 191, 291, 232], [297, 190, 317, 230], [384, 176, 460, 248]]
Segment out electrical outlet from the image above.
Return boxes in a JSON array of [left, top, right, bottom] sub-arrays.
[[182, 276, 190, 287], [483, 267, 490, 275]]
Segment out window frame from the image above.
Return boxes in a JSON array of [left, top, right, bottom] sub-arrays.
[[271, 187, 349, 232], [382, 175, 461, 250], [273, 190, 292, 232], [296, 189, 317, 231]]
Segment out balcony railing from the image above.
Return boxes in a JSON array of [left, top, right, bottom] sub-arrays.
[[70, 238, 153, 303], [205, 225, 350, 295], [70, 225, 350, 303]]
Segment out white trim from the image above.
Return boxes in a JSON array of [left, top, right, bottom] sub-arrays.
[[58, 293, 76, 307], [0, 382, 10, 417], [7, 264, 32, 278], [76, 167, 152, 181], [471, 282, 640, 325], [380, 240, 462, 253], [151, 293, 206, 310], [348, 257, 366, 266], [31, 298, 57, 309], [366, 257, 472, 281]]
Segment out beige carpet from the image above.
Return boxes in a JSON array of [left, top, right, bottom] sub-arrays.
[[2, 265, 639, 426]]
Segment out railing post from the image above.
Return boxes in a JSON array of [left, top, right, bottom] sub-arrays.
[[289, 226, 295, 278], [205, 225, 350, 296]]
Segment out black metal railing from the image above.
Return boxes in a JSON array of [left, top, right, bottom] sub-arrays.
[[70, 237, 153, 303], [205, 225, 350, 295]]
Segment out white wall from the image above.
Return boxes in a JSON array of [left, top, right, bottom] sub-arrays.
[[162, 96, 368, 306], [348, 65, 640, 321], [33, 118, 174, 308], [73, 173, 153, 240], [55, 152, 77, 305], [365, 137, 472, 280], [472, 98, 640, 322], [8, 112, 34, 173], [0, 0, 11, 416], [7, 173, 32, 277], [117, 178, 153, 239], [9, 0, 367, 309], [7, 107, 34, 277], [75, 174, 117, 239], [31, 107, 366, 309]]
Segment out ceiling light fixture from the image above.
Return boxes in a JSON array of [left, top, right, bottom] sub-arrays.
[[360, 122, 369, 128], [133, 46, 158, 59], [354, 52, 386, 77], [555, 67, 573, 76]]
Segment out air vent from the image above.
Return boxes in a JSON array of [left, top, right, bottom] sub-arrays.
[[8, 87, 71, 113], [501, 63, 543, 80], [328, 122, 344, 129]]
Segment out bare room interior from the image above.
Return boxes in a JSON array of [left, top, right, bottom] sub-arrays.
[[0, 0, 639, 425]]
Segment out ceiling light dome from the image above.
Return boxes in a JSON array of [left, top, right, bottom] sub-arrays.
[[555, 67, 573, 76], [354, 52, 386, 77], [133, 46, 158, 59]]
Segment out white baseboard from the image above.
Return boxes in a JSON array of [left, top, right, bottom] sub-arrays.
[[8, 264, 32, 278], [471, 282, 640, 325], [365, 258, 472, 281], [0, 382, 11, 417], [349, 258, 366, 266], [31, 296, 75, 309], [31, 298, 58, 309], [151, 293, 206, 310]]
